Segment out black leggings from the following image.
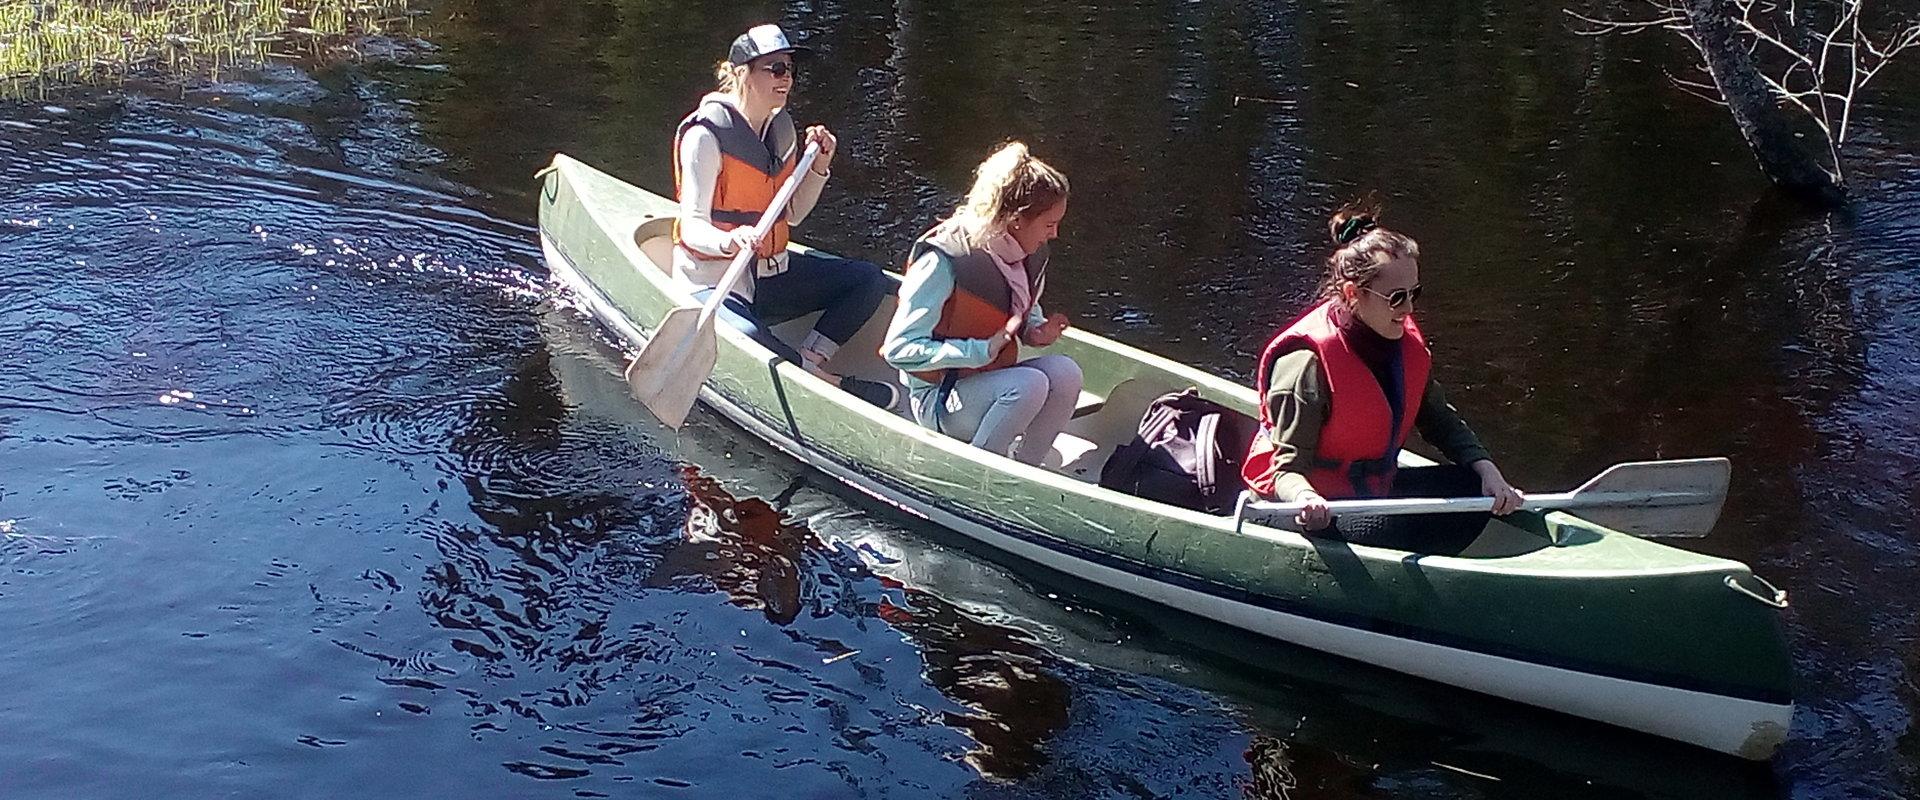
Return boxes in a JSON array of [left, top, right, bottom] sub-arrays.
[[693, 250, 887, 364], [1328, 464, 1488, 554]]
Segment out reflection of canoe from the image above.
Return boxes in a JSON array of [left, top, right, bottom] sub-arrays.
[[536, 154, 1793, 759]]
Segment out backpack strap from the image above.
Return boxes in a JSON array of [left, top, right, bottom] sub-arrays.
[[1194, 412, 1221, 496], [1141, 401, 1179, 445]]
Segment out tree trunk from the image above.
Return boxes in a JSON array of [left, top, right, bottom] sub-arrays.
[[1684, 0, 1846, 206]]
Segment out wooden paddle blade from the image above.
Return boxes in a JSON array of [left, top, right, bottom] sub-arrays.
[[1564, 458, 1730, 538], [624, 306, 715, 429]]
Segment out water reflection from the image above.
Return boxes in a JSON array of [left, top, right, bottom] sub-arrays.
[[659, 470, 814, 627], [665, 466, 1075, 779], [1242, 735, 1375, 800]]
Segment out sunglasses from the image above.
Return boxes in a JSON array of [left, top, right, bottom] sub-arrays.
[[1361, 283, 1422, 309], [760, 61, 797, 78]]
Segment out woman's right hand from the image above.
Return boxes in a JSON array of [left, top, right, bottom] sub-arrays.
[[1025, 313, 1070, 347], [1296, 491, 1332, 530], [725, 226, 763, 255]]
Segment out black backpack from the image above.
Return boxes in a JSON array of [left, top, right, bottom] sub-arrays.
[[1099, 388, 1261, 515]]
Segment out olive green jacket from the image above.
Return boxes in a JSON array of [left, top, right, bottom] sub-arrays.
[[1260, 349, 1492, 502]]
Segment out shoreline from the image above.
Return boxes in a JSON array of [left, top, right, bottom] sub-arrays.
[[0, 0, 417, 100]]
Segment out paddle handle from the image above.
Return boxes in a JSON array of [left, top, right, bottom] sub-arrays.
[[696, 142, 823, 329]]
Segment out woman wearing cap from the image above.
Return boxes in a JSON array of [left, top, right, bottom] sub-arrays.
[[672, 24, 898, 409], [1242, 204, 1524, 549], [881, 142, 1081, 466]]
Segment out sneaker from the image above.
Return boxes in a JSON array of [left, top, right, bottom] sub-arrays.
[[840, 376, 903, 412]]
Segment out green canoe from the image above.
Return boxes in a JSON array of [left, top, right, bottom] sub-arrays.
[[536, 154, 1793, 760]]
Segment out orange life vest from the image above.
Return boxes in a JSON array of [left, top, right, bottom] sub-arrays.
[[1242, 301, 1431, 499], [671, 98, 798, 262], [900, 223, 1048, 385]]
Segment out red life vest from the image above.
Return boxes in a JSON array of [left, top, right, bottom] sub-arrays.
[[1242, 301, 1431, 499], [671, 98, 798, 262], [899, 222, 1048, 384]]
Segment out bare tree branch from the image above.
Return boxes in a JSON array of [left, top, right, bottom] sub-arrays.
[[1567, 0, 1917, 191], [1666, 70, 1733, 104], [1562, 9, 1685, 36], [1808, 0, 1855, 172], [1834, 1, 1862, 171], [1859, 22, 1920, 87], [1732, 0, 1827, 70]]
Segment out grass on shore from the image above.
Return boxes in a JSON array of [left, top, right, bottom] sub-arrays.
[[0, 1, 415, 100]]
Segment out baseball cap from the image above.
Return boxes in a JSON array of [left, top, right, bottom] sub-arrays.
[[728, 24, 810, 64]]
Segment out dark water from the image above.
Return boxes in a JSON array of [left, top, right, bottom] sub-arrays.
[[3, 1, 1917, 797]]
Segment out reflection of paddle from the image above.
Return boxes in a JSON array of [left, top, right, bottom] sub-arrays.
[[1236, 458, 1731, 539], [625, 143, 821, 429]]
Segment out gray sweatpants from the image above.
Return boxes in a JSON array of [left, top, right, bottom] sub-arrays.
[[910, 355, 1084, 466]]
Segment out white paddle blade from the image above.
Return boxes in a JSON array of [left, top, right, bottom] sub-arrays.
[[624, 306, 715, 429], [1563, 458, 1730, 538]]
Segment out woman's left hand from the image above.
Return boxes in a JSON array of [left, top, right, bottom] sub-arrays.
[[1025, 313, 1070, 347], [1472, 460, 1525, 515], [804, 125, 837, 170]]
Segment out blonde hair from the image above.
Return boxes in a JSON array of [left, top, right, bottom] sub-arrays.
[[714, 60, 743, 94], [953, 142, 1070, 247]]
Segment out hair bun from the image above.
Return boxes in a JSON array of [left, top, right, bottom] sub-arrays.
[[1333, 214, 1377, 245]]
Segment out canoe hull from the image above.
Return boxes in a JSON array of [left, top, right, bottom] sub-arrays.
[[536, 154, 1793, 759]]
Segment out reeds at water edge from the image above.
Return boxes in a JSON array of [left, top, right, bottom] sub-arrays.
[[0, 1, 417, 100]]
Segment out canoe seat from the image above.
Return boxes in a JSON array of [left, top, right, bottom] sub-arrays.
[[1048, 379, 1168, 481], [1049, 432, 1108, 479]]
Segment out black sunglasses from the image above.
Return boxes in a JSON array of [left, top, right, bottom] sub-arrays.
[[760, 61, 797, 78], [1362, 283, 1422, 309]]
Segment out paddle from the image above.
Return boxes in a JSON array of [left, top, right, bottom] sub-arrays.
[[1234, 457, 1731, 539], [625, 142, 823, 428]]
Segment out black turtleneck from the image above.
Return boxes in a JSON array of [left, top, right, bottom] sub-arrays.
[[1338, 309, 1406, 429]]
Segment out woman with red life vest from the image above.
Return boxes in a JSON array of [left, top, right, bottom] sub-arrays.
[[881, 142, 1081, 465], [1242, 205, 1524, 545], [673, 24, 899, 409]]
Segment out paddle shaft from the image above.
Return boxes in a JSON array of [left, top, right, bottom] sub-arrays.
[[1247, 489, 1711, 519], [1234, 457, 1732, 539], [695, 143, 823, 331]]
